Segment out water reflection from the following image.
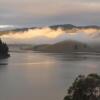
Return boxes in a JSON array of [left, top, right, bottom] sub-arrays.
[[0, 59, 8, 70], [45, 52, 100, 61], [0, 52, 100, 100]]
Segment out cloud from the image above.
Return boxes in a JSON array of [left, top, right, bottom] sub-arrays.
[[2, 27, 64, 39], [0, 0, 100, 26], [1, 27, 100, 44]]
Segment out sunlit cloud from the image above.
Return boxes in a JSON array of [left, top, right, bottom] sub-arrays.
[[1, 28, 64, 39], [1, 27, 100, 44]]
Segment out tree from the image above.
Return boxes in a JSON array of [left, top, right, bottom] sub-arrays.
[[84, 44, 87, 48], [64, 74, 100, 100], [0, 38, 9, 58], [74, 44, 78, 50]]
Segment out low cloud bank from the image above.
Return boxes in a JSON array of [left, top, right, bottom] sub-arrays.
[[0, 27, 100, 44]]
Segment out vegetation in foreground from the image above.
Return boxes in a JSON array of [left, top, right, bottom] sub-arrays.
[[0, 39, 10, 59], [64, 73, 100, 100]]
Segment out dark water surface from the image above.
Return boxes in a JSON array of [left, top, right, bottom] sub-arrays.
[[0, 51, 100, 100]]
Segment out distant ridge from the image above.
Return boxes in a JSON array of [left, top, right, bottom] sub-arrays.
[[49, 24, 76, 30], [0, 24, 100, 33], [49, 24, 100, 30]]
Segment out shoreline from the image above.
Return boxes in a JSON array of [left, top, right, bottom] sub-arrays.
[[0, 54, 10, 59]]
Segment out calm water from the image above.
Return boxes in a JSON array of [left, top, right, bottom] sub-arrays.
[[0, 51, 100, 100]]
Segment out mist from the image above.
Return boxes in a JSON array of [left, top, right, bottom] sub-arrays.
[[1, 27, 100, 44]]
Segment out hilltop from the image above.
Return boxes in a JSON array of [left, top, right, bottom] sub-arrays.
[[33, 40, 91, 53], [0, 24, 100, 34]]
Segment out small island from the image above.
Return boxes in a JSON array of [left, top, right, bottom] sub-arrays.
[[0, 39, 10, 59]]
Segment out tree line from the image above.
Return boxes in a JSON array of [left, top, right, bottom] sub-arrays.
[[0, 39, 9, 58]]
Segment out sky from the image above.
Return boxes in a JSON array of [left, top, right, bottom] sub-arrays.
[[0, 0, 100, 27], [0, 0, 100, 44]]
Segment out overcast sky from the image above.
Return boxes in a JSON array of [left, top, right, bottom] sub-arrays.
[[0, 0, 100, 27]]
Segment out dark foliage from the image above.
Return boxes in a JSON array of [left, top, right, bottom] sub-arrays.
[[64, 74, 100, 100], [74, 45, 78, 50], [0, 39, 9, 58]]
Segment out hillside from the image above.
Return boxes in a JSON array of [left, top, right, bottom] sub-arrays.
[[33, 40, 91, 53]]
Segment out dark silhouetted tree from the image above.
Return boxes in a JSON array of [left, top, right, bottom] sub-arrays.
[[84, 44, 87, 48], [0, 38, 9, 58], [74, 44, 78, 50], [64, 73, 100, 100]]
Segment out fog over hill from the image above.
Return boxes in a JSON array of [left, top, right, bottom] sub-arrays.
[[33, 40, 90, 53], [0, 24, 100, 44]]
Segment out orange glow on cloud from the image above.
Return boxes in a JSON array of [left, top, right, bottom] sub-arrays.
[[2, 27, 64, 39], [1, 27, 100, 44]]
